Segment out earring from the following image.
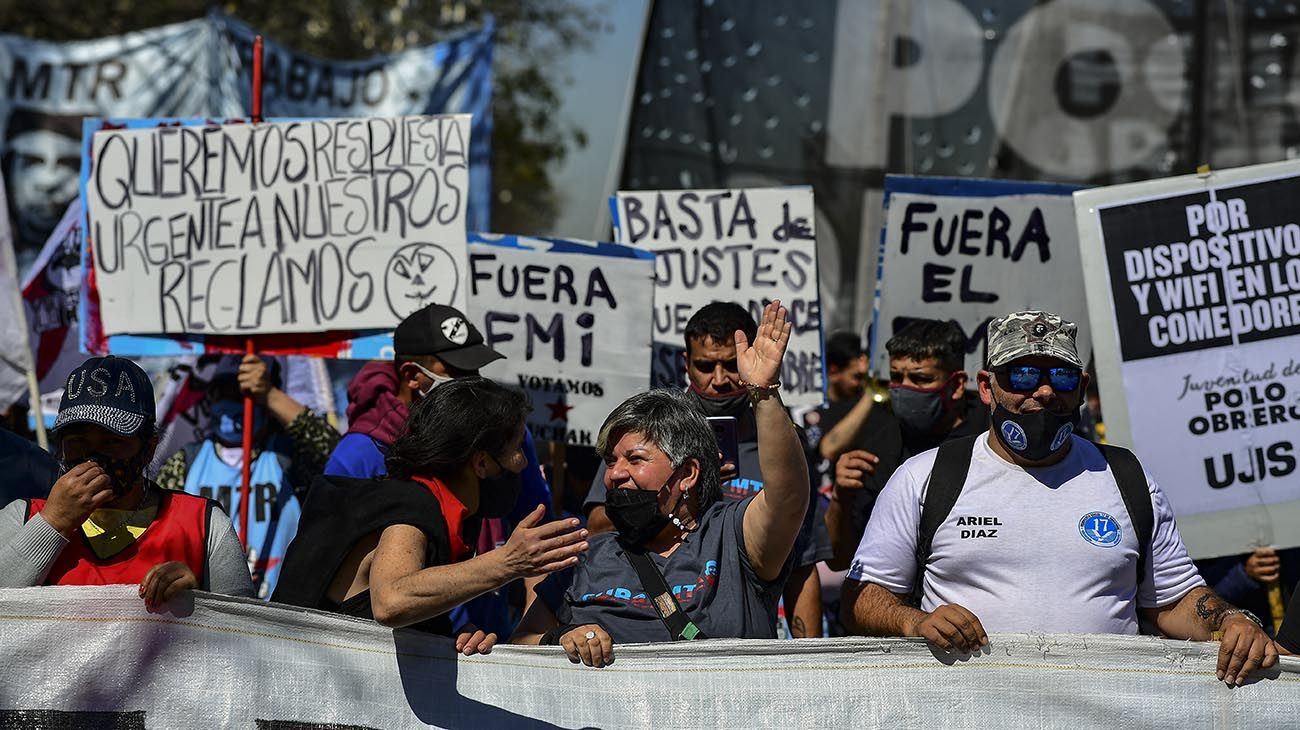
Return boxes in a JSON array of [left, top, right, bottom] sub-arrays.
[[671, 489, 689, 531]]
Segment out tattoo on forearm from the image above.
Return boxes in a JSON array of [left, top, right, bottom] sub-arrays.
[[1195, 591, 1231, 630], [791, 616, 808, 638]]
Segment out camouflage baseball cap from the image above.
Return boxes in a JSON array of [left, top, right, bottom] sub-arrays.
[[985, 311, 1083, 369]]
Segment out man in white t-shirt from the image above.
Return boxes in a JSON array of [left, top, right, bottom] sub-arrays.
[[842, 310, 1276, 686]]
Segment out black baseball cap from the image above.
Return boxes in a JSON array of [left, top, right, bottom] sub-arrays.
[[393, 303, 504, 372], [52, 356, 155, 437]]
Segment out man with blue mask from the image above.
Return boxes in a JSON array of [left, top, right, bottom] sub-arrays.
[[156, 354, 339, 598], [842, 310, 1276, 688], [822, 319, 986, 572]]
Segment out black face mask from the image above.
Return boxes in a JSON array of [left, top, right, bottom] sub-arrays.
[[687, 384, 749, 418], [606, 485, 678, 546], [61, 451, 147, 497], [990, 403, 1080, 462], [476, 458, 523, 519]]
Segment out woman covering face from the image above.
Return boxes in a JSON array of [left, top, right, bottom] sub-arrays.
[[512, 301, 811, 667]]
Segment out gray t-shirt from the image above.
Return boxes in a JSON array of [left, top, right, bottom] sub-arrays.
[[536, 496, 787, 643]]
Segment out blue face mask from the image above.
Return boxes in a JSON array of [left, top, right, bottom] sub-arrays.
[[209, 399, 268, 447]]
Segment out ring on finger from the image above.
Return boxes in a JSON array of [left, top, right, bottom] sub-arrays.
[[584, 630, 596, 640]]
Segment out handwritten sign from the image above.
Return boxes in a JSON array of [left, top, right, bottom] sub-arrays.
[[1076, 160, 1300, 558], [83, 115, 470, 337], [612, 187, 823, 406], [874, 176, 1089, 378], [469, 234, 654, 445]]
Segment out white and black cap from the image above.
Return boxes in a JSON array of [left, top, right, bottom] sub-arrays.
[[52, 356, 155, 437]]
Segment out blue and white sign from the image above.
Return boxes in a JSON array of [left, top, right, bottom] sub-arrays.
[[470, 233, 655, 445], [874, 176, 1090, 378]]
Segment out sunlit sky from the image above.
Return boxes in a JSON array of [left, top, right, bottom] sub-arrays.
[[543, 0, 649, 242]]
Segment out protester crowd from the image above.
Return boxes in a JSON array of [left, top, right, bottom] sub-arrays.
[[2, 296, 1294, 687]]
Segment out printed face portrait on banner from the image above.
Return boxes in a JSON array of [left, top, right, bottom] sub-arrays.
[[2, 108, 83, 265]]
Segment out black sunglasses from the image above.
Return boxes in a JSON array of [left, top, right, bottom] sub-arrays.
[[993, 365, 1082, 393]]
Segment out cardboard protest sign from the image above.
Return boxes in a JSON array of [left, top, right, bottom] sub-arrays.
[[873, 176, 1089, 378], [1076, 160, 1300, 557], [611, 187, 824, 406], [82, 115, 471, 338], [469, 234, 655, 446]]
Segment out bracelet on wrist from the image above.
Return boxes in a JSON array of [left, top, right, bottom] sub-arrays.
[[738, 380, 780, 392]]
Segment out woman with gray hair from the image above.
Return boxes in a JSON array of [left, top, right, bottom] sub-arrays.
[[512, 301, 809, 667]]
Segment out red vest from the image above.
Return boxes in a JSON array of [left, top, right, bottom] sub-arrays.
[[26, 491, 211, 587]]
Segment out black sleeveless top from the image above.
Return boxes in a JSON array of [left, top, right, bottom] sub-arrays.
[[272, 475, 466, 635]]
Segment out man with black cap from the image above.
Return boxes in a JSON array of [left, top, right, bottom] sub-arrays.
[[0, 356, 253, 603], [156, 353, 339, 598], [323, 303, 551, 636], [326, 303, 514, 479], [842, 310, 1276, 687]]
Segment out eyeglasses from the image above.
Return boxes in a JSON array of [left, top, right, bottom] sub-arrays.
[[993, 365, 1082, 393]]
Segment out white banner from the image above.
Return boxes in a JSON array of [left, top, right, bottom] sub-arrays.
[[469, 234, 654, 447], [0, 174, 32, 409], [84, 115, 471, 337], [612, 187, 824, 405], [1076, 159, 1300, 558], [2, 586, 1298, 728], [875, 176, 1091, 377]]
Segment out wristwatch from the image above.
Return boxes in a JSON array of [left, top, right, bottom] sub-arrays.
[[1222, 609, 1264, 629]]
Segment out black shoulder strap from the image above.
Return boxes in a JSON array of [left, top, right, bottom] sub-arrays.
[[1097, 443, 1153, 587], [622, 547, 707, 641], [181, 442, 201, 477], [909, 435, 980, 607]]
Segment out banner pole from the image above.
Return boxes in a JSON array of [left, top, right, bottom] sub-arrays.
[[1268, 580, 1285, 634], [26, 368, 47, 451], [238, 36, 264, 549]]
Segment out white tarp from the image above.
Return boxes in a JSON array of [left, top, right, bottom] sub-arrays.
[[3, 585, 1298, 729]]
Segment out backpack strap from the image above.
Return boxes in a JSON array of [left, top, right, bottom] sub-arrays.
[[909, 435, 980, 607], [1097, 443, 1153, 587], [622, 545, 707, 641], [181, 442, 201, 478]]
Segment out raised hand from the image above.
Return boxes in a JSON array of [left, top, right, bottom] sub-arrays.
[[734, 300, 791, 389]]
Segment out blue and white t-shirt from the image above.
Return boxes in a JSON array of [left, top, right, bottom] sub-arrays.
[[848, 432, 1205, 634], [183, 440, 301, 599]]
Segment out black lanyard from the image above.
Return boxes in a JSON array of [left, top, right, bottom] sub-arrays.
[[622, 545, 707, 641]]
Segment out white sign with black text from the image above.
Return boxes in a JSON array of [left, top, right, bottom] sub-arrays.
[[84, 115, 471, 336], [1076, 160, 1300, 558], [468, 234, 655, 446], [874, 176, 1090, 378], [612, 187, 824, 406]]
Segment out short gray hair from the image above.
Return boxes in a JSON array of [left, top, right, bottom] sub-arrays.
[[596, 389, 722, 507]]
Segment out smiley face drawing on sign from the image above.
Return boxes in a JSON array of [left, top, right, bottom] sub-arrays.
[[383, 243, 459, 318]]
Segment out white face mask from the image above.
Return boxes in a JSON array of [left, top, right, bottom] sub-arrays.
[[412, 362, 454, 397]]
